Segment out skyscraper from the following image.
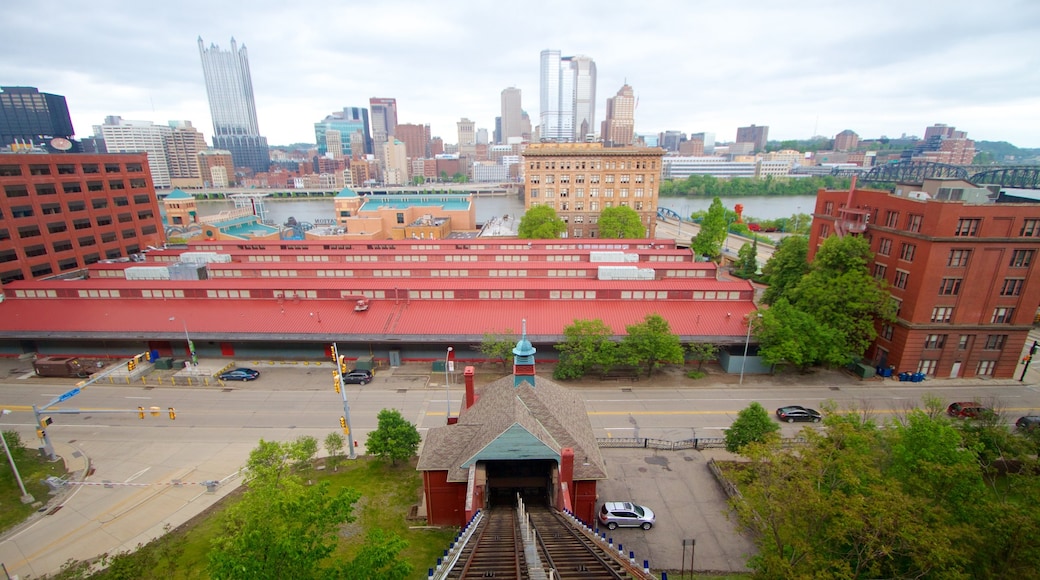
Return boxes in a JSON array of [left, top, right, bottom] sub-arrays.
[[369, 98, 398, 148], [539, 50, 596, 142], [314, 107, 371, 157], [457, 118, 476, 158], [602, 84, 635, 147], [197, 37, 270, 174], [500, 87, 523, 144], [0, 86, 75, 150], [735, 124, 769, 153], [97, 116, 173, 188]]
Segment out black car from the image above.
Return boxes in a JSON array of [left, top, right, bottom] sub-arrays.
[[1016, 415, 1040, 431], [776, 405, 822, 423], [348, 369, 373, 378], [343, 371, 371, 385], [219, 368, 260, 381]]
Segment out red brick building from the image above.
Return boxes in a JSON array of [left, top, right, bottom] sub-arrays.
[[0, 153, 164, 285], [810, 179, 1040, 379]]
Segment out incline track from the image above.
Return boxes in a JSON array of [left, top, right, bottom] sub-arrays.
[[447, 507, 525, 579], [528, 506, 630, 579]]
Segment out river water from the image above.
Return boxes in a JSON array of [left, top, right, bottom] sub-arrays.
[[196, 194, 817, 226]]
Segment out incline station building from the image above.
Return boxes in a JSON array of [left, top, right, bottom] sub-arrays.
[[0, 237, 760, 365]]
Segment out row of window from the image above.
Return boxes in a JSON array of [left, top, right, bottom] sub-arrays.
[[880, 329, 1013, 352], [872, 208, 1040, 238], [0, 163, 145, 177], [529, 188, 647, 199], [7, 206, 153, 222], [527, 160, 656, 171], [530, 174, 650, 185], [926, 306, 1016, 324], [3, 180, 149, 198]]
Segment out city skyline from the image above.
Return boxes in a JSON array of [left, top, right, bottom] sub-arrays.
[[2, 1, 1039, 148]]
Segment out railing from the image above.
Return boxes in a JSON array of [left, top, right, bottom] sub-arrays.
[[596, 437, 806, 451]]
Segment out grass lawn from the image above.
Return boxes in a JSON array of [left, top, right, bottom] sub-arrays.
[[0, 430, 69, 533]]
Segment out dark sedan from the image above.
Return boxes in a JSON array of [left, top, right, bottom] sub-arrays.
[[776, 405, 822, 423], [218, 368, 260, 381]]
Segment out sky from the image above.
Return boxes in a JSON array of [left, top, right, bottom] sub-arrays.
[[3, 0, 1039, 148]]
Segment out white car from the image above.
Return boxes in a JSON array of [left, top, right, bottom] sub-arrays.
[[598, 501, 655, 530]]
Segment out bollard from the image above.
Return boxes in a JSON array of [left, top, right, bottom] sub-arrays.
[[428, 569, 434, 578], [643, 559, 650, 573], [661, 573, 667, 580], [629, 550, 635, 563]]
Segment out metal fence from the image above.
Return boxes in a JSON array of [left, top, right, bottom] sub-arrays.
[[596, 437, 807, 451]]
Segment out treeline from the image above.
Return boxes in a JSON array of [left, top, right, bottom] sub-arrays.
[[659, 175, 850, 198]]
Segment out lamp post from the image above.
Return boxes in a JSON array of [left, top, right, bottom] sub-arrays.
[[169, 316, 196, 366], [1, 409, 34, 504], [445, 347, 454, 422], [739, 313, 762, 385]]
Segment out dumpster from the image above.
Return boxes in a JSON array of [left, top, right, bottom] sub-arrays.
[[354, 355, 374, 371]]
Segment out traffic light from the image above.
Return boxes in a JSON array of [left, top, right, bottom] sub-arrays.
[[339, 416, 347, 434], [339, 355, 347, 374], [138, 406, 145, 419], [127, 358, 137, 372], [333, 374, 341, 394], [168, 407, 176, 420], [150, 406, 161, 417], [40, 416, 53, 429]]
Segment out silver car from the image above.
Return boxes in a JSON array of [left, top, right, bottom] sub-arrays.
[[598, 501, 655, 530]]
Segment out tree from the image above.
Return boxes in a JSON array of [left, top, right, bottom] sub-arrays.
[[553, 318, 617, 379], [686, 342, 719, 370], [517, 205, 566, 239], [724, 402, 779, 453], [452, 172, 469, 183], [208, 438, 361, 580], [691, 197, 728, 261], [410, 175, 424, 186], [480, 329, 516, 372], [324, 432, 345, 472], [365, 409, 421, 466], [759, 235, 809, 305], [755, 298, 835, 369], [619, 313, 685, 377], [734, 238, 759, 279], [335, 528, 412, 579], [598, 206, 645, 239]]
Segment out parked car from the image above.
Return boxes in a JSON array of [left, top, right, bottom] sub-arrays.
[[598, 501, 655, 530], [1015, 415, 1040, 431], [343, 371, 371, 385], [219, 368, 260, 381], [946, 402, 992, 419], [348, 369, 373, 378], [775, 405, 822, 423]]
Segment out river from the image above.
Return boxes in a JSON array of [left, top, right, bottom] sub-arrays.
[[195, 194, 817, 226]]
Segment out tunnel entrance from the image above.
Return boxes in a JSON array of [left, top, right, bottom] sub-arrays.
[[484, 459, 555, 509]]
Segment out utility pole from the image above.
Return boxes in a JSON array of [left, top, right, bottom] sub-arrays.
[[1020, 340, 1039, 382], [331, 343, 358, 459]]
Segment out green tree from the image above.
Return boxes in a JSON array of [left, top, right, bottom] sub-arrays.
[[686, 342, 719, 370], [619, 313, 685, 377], [451, 172, 468, 183], [759, 235, 809, 305], [734, 239, 759, 279], [335, 528, 412, 579], [208, 438, 361, 580], [553, 318, 617, 379], [691, 197, 728, 261], [517, 205, 566, 239], [410, 175, 424, 185], [724, 402, 779, 453], [480, 329, 516, 372], [598, 206, 645, 239], [365, 409, 421, 466], [755, 298, 834, 369], [324, 431, 345, 472]]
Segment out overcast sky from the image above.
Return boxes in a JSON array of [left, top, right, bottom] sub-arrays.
[[3, 0, 1039, 148]]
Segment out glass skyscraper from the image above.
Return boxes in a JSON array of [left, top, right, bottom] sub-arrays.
[[314, 107, 371, 157], [0, 86, 76, 150], [197, 37, 270, 174], [539, 50, 596, 142]]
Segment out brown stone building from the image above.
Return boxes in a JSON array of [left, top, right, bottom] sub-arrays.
[[0, 152, 164, 284], [810, 179, 1040, 379], [522, 143, 665, 238]]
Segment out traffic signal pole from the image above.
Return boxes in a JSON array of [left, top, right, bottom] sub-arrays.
[[331, 343, 358, 459], [1020, 340, 1039, 382]]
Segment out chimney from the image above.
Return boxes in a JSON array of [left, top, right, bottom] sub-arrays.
[[560, 447, 575, 491], [464, 366, 476, 409]]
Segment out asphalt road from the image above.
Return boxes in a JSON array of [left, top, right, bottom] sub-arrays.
[[2, 363, 1039, 577]]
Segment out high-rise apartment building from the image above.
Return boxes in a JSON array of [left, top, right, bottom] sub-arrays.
[[396, 123, 431, 160], [369, 98, 398, 148], [811, 180, 1040, 379], [834, 129, 859, 152], [523, 143, 665, 239], [736, 124, 769, 153], [314, 107, 371, 158], [0, 86, 76, 150], [198, 150, 234, 187], [97, 116, 173, 189], [165, 121, 208, 188], [197, 37, 270, 174], [602, 84, 636, 147], [539, 50, 596, 142], [500, 87, 523, 144], [382, 139, 409, 185], [0, 152, 164, 284]]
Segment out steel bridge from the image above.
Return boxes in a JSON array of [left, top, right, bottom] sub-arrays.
[[831, 161, 1040, 189]]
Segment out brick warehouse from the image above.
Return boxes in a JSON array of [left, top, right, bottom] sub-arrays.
[[810, 179, 1040, 379], [0, 153, 164, 284]]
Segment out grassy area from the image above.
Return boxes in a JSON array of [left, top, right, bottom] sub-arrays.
[[26, 455, 458, 579], [0, 430, 69, 532]]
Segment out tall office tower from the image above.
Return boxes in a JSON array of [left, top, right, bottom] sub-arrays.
[[197, 37, 270, 174], [369, 97, 398, 149], [602, 84, 636, 147], [690, 132, 715, 154], [314, 107, 371, 157], [98, 116, 173, 188], [457, 118, 476, 158], [325, 130, 343, 159], [0, 86, 76, 150], [501, 87, 523, 144], [166, 121, 208, 188], [396, 123, 431, 159], [735, 124, 769, 153], [570, 56, 597, 142], [382, 139, 409, 185]]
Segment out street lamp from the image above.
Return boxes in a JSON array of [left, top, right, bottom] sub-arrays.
[[739, 313, 763, 385], [445, 347, 454, 422], [169, 316, 196, 366], [1, 409, 34, 504]]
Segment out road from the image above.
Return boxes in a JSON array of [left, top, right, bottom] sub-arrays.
[[654, 217, 779, 265], [1, 365, 1039, 577]]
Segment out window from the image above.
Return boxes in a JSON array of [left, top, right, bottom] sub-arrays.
[[35, 183, 57, 195], [873, 264, 887, 280], [906, 214, 923, 233], [899, 243, 916, 262], [984, 335, 1007, 350], [1001, 278, 1024, 296], [62, 182, 82, 193], [824, 201, 834, 214], [923, 334, 947, 349], [958, 335, 970, 350], [1010, 249, 1034, 268], [931, 306, 953, 323], [976, 360, 996, 376], [954, 218, 980, 236], [917, 360, 938, 375], [991, 307, 1015, 324], [11, 206, 34, 218], [939, 278, 961, 295], [884, 210, 899, 228], [948, 249, 971, 267], [893, 270, 909, 289], [1021, 219, 1040, 237], [47, 222, 67, 234], [877, 238, 892, 256], [881, 324, 894, 340], [91, 199, 109, 210], [77, 235, 96, 247], [18, 225, 41, 239]]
